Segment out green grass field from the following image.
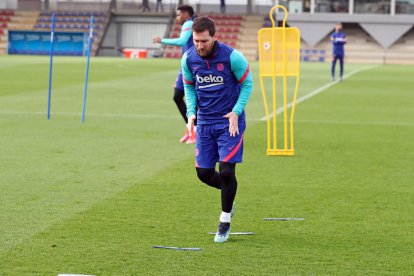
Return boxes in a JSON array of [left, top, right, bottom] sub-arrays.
[[1, 56, 413, 275]]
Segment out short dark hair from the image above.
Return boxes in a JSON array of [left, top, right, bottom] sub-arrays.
[[192, 16, 216, 36], [177, 5, 194, 17]]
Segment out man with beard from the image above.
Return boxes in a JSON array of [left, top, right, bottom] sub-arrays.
[[181, 16, 253, 243]]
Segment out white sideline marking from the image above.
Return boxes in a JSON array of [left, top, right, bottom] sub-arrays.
[[294, 119, 414, 127], [1, 111, 412, 127], [58, 274, 95, 276], [152, 245, 201, 251], [263, 218, 305, 221], [208, 232, 254, 235], [0, 110, 414, 127], [259, 65, 380, 121], [2, 65, 401, 127], [0, 110, 180, 120]]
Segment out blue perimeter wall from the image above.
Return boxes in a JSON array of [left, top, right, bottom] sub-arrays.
[[8, 30, 88, 56]]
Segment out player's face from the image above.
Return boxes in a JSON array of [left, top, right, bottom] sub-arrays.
[[176, 10, 187, 25], [193, 30, 217, 57], [335, 24, 342, 32]]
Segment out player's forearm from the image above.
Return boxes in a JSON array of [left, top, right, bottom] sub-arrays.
[[181, 53, 196, 117], [184, 85, 197, 117], [230, 50, 253, 116], [232, 75, 253, 116], [161, 37, 187, 46], [161, 27, 192, 46]]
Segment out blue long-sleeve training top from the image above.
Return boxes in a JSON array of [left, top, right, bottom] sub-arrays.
[[331, 31, 346, 56], [181, 42, 253, 125]]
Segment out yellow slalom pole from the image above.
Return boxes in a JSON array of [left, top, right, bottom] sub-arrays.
[[270, 5, 287, 152], [272, 74, 277, 150], [259, 77, 271, 151], [290, 76, 300, 150], [258, 4, 301, 156], [282, 13, 288, 151]]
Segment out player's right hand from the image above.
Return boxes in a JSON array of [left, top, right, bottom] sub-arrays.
[[187, 114, 196, 137], [223, 112, 239, 137]]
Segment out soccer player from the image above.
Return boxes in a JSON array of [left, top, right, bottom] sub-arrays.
[[330, 23, 347, 81], [181, 17, 253, 243], [153, 5, 196, 144]]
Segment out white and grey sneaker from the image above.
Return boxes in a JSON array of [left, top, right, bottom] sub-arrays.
[[214, 222, 231, 243], [230, 202, 236, 218]]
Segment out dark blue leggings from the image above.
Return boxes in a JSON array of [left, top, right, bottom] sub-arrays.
[[331, 55, 344, 79], [196, 162, 237, 213]]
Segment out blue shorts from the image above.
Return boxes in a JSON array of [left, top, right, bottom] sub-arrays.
[[195, 121, 246, 169], [174, 69, 184, 91]]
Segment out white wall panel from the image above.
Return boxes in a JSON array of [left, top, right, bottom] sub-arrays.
[[121, 23, 167, 48]]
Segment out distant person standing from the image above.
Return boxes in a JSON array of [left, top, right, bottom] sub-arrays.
[[330, 23, 346, 81], [220, 0, 226, 13], [155, 0, 163, 12], [139, 0, 151, 12], [153, 5, 196, 144]]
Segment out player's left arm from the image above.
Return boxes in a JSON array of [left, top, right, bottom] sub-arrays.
[[230, 49, 254, 116], [181, 52, 197, 134], [161, 21, 192, 46]]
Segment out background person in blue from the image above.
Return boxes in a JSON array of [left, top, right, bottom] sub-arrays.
[[182, 17, 253, 243], [330, 23, 347, 81], [153, 5, 196, 144]]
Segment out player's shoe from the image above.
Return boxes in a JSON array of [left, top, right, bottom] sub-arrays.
[[231, 202, 236, 218], [185, 128, 196, 144], [214, 222, 231, 243], [340, 76, 343, 81], [179, 129, 190, 143]]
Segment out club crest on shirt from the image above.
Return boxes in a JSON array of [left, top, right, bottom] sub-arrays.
[[217, 63, 224, 71]]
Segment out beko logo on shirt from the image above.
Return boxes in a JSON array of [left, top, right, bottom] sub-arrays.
[[196, 74, 224, 88]]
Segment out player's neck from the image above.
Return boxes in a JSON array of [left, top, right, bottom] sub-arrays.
[[203, 41, 218, 59], [181, 17, 190, 25]]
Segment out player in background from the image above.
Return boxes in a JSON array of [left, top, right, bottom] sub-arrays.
[[182, 17, 253, 243], [153, 5, 196, 144], [330, 23, 347, 81]]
